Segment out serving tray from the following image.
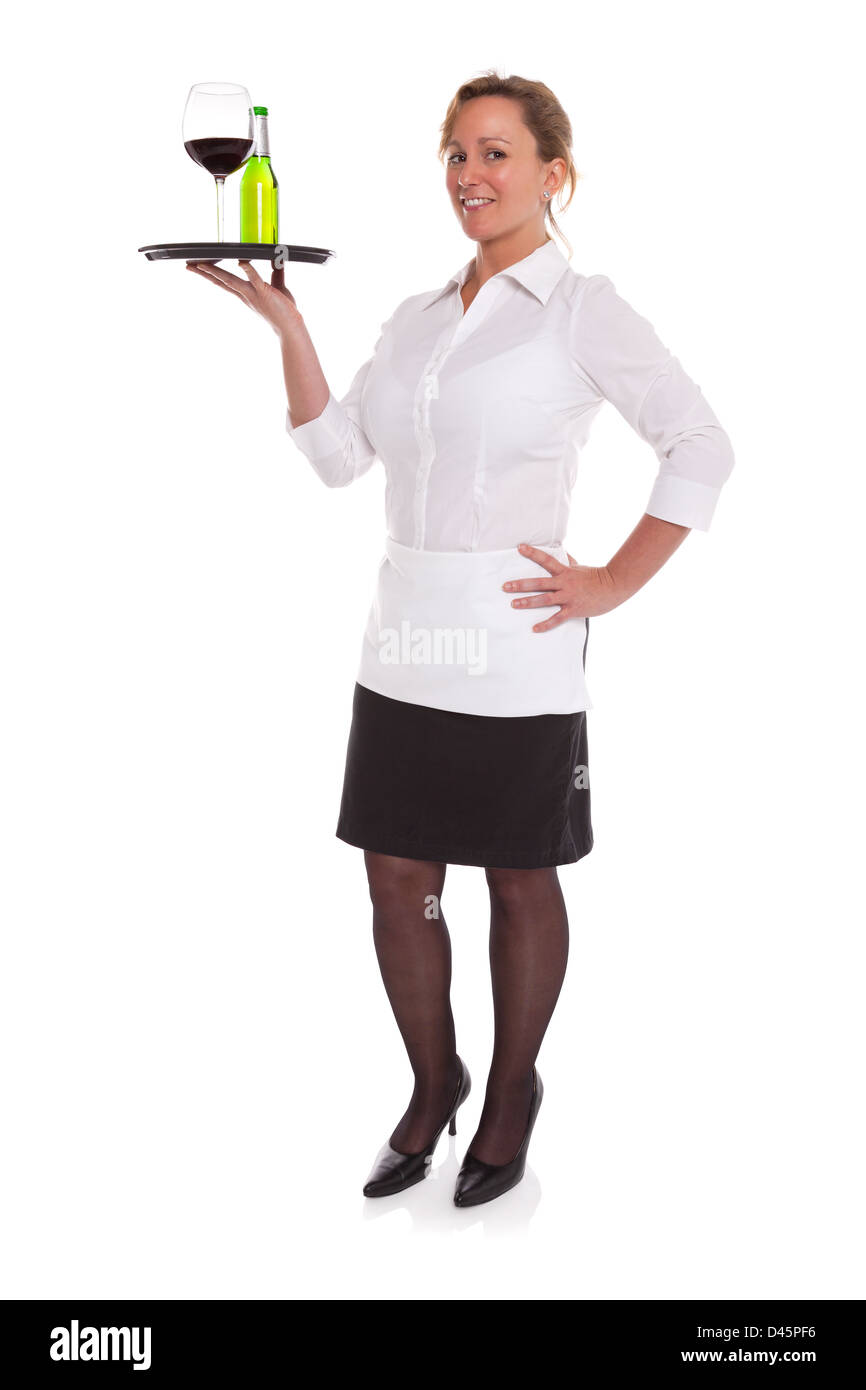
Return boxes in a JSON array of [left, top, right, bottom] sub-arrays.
[[138, 242, 335, 264]]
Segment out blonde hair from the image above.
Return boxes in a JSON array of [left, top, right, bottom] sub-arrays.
[[437, 69, 582, 259]]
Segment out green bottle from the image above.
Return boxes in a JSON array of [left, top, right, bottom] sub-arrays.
[[240, 105, 279, 243]]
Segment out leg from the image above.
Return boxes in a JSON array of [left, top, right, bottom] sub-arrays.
[[364, 849, 460, 1154], [471, 865, 570, 1165]]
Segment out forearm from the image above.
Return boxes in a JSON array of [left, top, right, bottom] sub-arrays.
[[279, 309, 331, 429], [605, 512, 691, 604]]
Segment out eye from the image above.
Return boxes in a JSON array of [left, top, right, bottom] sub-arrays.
[[447, 150, 506, 165]]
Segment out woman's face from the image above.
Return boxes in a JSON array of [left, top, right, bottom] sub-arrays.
[[445, 94, 562, 244]]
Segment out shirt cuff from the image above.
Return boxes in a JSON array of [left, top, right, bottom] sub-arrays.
[[644, 474, 723, 531], [285, 391, 348, 461]]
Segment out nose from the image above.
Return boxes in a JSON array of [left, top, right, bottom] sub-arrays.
[[457, 161, 487, 192], [456, 153, 490, 186]]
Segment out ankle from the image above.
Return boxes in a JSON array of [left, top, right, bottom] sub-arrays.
[[412, 1054, 461, 1099], [485, 1068, 534, 1099]]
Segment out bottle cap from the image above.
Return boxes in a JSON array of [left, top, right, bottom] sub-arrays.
[[253, 105, 269, 116]]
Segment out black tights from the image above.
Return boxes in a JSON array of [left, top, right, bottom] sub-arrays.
[[364, 850, 570, 1166]]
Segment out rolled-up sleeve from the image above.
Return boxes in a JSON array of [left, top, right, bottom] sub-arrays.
[[570, 275, 735, 531], [285, 312, 394, 488]]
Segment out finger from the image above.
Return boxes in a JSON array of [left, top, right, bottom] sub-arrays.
[[516, 542, 565, 575], [186, 265, 250, 305], [271, 264, 285, 291], [237, 259, 265, 286], [187, 261, 251, 293], [187, 263, 253, 301], [511, 592, 564, 609], [502, 575, 558, 593], [532, 608, 573, 633], [566, 552, 577, 567], [187, 262, 240, 286]]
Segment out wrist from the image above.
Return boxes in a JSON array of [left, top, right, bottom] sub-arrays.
[[277, 306, 306, 341], [599, 563, 631, 609]]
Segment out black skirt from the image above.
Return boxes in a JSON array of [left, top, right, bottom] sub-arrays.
[[335, 682, 594, 869]]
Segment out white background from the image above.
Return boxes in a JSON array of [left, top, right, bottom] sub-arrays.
[[2, 0, 863, 1301]]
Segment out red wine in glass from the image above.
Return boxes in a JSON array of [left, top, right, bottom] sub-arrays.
[[183, 83, 254, 242], [184, 136, 255, 179]]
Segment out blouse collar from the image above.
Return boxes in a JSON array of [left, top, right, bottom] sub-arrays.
[[422, 237, 571, 311]]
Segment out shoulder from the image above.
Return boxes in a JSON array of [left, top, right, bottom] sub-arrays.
[[563, 270, 618, 315], [405, 286, 450, 311], [372, 287, 443, 338], [565, 271, 654, 348], [393, 287, 448, 319]]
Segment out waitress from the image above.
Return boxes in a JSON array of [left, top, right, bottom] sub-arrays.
[[187, 75, 735, 1209]]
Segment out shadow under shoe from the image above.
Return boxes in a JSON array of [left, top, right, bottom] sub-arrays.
[[363, 1056, 472, 1198], [453, 1067, 543, 1208]]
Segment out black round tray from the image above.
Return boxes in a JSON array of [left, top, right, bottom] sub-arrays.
[[138, 242, 334, 264]]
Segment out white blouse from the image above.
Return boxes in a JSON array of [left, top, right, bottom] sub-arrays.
[[285, 237, 735, 551]]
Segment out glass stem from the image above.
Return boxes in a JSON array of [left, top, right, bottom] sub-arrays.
[[215, 176, 225, 242]]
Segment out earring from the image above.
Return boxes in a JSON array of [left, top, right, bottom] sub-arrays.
[[543, 191, 551, 199]]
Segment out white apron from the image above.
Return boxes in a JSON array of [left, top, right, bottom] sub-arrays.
[[356, 536, 593, 718]]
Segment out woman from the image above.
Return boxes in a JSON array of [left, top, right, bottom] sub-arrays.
[[187, 72, 735, 1208]]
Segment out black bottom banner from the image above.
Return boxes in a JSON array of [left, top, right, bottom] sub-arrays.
[[2, 1299, 862, 1376]]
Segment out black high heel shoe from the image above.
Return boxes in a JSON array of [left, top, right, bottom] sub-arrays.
[[363, 1056, 472, 1198], [453, 1067, 543, 1207]]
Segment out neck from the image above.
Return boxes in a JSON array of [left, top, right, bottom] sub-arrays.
[[467, 229, 551, 289]]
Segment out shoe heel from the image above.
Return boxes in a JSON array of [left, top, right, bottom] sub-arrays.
[[449, 1115, 457, 1136]]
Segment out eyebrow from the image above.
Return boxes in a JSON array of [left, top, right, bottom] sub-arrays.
[[445, 136, 512, 150]]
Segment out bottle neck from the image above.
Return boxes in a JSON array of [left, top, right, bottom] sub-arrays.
[[253, 113, 271, 158]]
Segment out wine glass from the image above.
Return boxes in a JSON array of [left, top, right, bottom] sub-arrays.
[[183, 82, 254, 243]]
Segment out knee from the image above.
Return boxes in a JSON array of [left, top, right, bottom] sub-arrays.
[[365, 851, 445, 919], [485, 865, 559, 914]]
